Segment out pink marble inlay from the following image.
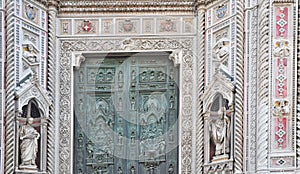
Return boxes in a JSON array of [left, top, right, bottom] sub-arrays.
[[276, 7, 288, 38], [275, 117, 287, 149], [275, 58, 287, 98]]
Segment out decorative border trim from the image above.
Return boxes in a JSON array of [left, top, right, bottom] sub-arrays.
[[58, 38, 195, 173]]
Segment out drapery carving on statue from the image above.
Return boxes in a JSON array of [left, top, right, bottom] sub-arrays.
[[17, 99, 43, 171], [209, 107, 230, 156], [207, 94, 232, 162], [212, 38, 229, 71], [19, 117, 40, 170]]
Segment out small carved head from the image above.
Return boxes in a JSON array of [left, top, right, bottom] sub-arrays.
[[27, 117, 34, 125]]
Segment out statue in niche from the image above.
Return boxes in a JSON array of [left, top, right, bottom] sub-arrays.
[[209, 106, 230, 159], [19, 117, 40, 169]]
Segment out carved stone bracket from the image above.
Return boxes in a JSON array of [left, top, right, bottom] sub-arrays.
[[72, 53, 86, 70], [169, 50, 182, 67]]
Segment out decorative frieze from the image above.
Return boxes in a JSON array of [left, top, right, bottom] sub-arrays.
[[59, 16, 196, 36]]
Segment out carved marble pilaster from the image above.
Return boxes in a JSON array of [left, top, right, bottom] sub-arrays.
[[47, 1, 58, 173], [58, 38, 195, 174], [195, 4, 205, 174], [4, 0, 16, 173]]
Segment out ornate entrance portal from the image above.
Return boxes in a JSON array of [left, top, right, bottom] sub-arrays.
[[73, 52, 179, 174]]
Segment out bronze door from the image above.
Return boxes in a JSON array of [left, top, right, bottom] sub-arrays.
[[74, 53, 178, 174]]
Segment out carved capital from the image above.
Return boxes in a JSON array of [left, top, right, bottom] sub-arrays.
[[73, 54, 86, 70]]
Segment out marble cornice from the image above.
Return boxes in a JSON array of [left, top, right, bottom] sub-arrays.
[[58, 1, 196, 14]]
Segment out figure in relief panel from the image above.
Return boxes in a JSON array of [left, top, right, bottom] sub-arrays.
[[19, 117, 40, 169]]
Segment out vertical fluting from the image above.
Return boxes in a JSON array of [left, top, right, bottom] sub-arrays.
[[47, 1, 58, 173], [234, 1, 245, 173], [4, 0, 16, 173], [196, 5, 205, 174], [256, 0, 270, 171]]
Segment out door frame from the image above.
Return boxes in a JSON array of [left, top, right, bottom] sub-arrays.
[[57, 38, 196, 173]]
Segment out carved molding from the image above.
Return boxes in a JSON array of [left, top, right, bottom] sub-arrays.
[[58, 38, 195, 173], [58, 1, 195, 14]]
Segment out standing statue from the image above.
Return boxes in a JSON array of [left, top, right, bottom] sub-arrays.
[[19, 117, 40, 169], [209, 107, 230, 157]]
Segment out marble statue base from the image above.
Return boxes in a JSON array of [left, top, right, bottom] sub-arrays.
[[212, 154, 229, 162]]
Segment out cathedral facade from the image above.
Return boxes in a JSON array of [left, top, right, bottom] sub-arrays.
[[0, 0, 299, 173]]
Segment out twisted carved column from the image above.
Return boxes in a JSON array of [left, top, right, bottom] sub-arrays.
[[256, 0, 270, 172], [195, 4, 205, 174], [47, 1, 58, 173], [4, 0, 16, 173], [234, 1, 245, 173]]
